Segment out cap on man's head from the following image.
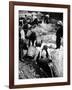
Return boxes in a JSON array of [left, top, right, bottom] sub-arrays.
[[57, 20, 63, 26], [46, 14, 50, 18]]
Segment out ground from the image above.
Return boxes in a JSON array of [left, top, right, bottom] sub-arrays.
[[19, 23, 63, 79]]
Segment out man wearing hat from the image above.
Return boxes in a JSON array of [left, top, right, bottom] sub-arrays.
[[56, 21, 63, 49]]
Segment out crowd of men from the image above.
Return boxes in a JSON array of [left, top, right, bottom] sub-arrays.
[[19, 12, 63, 77]]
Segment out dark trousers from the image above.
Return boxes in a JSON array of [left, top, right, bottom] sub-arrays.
[[56, 36, 61, 48]]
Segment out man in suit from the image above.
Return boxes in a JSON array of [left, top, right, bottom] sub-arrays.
[[56, 21, 63, 49]]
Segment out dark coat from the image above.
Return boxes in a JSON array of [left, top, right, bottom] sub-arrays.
[[56, 25, 63, 37]]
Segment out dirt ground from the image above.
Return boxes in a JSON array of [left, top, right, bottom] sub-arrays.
[[19, 23, 63, 79]]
